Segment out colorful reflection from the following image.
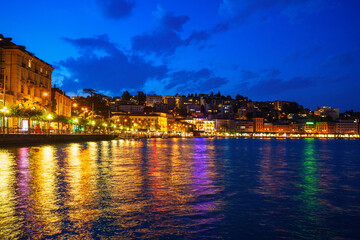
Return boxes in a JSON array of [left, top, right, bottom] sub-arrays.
[[0, 150, 21, 239], [31, 146, 61, 237], [0, 139, 359, 239], [63, 143, 99, 238], [295, 139, 326, 238]]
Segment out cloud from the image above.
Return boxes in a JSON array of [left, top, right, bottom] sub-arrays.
[[57, 35, 230, 96], [164, 68, 228, 93], [57, 35, 167, 94], [95, 0, 135, 19], [131, 6, 189, 56], [131, 6, 229, 56], [235, 68, 313, 96], [219, 0, 325, 24], [247, 76, 313, 96], [284, 44, 323, 63]]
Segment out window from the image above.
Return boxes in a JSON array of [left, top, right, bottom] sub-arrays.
[[28, 59, 31, 68], [21, 70, 24, 80], [21, 84, 24, 93], [28, 87, 30, 95]]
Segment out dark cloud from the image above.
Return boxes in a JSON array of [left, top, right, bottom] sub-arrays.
[[219, 0, 323, 24], [131, 8, 189, 56], [95, 0, 135, 19], [57, 35, 230, 95], [132, 30, 183, 56], [247, 76, 313, 95], [184, 23, 229, 46], [284, 44, 323, 63], [132, 7, 229, 56], [241, 70, 259, 80], [164, 68, 228, 93], [58, 35, 167, 93]]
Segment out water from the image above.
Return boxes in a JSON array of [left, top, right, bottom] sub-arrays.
[[1, 138, 360, 239]]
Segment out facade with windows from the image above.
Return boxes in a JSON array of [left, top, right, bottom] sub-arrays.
[[0, 34, 53, 110]]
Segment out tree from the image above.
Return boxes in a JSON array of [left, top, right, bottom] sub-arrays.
[[134, 91, 146, 105], [122, 91, 131, 101], [83, 88, 96, 97]]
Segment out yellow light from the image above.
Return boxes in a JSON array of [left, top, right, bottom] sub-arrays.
[[43, 92, 48, 96], [47, 114, 52, 120], [74, 118, 78, 123], [73, 103, 77, 107], [105, 124, 108, 127], [92, 121, 95, 125]]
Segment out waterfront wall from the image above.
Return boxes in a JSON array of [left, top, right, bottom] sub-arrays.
[[0, 134, 117, 147]]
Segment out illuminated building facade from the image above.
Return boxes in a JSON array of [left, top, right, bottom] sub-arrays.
[[51, 87, 72, 117], [146, 94, 163, 107], [336, 120, 359, 134], [0, 34, 53, 109]]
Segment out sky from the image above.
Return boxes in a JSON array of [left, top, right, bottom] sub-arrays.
[[1, 0, 360, 111]]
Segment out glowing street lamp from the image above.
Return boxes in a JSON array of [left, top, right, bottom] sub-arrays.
[[1, 106, 9, 133], [47, 114, 52, 134]]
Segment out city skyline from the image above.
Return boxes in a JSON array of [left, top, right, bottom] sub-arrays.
[[1, 0, 360, 111]]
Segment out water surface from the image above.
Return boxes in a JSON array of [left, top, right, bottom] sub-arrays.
[[1, 138, 360, 239]]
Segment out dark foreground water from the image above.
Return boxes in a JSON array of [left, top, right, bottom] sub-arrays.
[[1, 138, 360, 239]]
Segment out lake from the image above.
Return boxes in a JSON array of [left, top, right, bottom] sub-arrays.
[[1, 138, 360, 239]]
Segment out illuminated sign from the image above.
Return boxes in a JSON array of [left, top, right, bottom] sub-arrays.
[[306, 122, 314, 125]]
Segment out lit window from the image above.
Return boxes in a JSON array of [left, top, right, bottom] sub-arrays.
[[28, 60, 31, 68]]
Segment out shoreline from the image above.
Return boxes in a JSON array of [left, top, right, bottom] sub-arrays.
[[1, 133, 359, 148], [0, 134, 117, 147]]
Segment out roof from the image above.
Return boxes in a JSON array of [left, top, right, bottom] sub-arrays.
[[0, 34, 53, 69]]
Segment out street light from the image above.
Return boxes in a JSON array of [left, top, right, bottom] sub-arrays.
[[1, 106, 9, 134], [47, 114, 52, 134]]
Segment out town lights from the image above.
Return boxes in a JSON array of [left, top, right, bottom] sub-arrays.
[[74, 118, 78, 123], [43, 92, 48, 96], [47, 114, 53, 120], [92, 121, 95, 126]]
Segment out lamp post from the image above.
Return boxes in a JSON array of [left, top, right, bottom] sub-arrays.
[[1, 106, 9, 134], [91, 120, 95, 134], [74, 118, 78, 134], [47, 114, 52, 134]]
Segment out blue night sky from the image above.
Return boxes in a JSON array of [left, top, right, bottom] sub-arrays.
[[1, 0, 360, 111]]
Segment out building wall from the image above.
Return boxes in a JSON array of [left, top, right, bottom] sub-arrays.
[[0, 36, 53, 112], [336, 120, 359, 134], [236, 121, 254, 132], [52, 90, 72, 117], [146, 94, 163, 107]]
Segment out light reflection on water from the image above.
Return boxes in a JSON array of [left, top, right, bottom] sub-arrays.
[[1, 138, 360, 239]]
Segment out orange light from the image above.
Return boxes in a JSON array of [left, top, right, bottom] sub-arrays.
[[43, 92, 48, 96], [73, 103, 77, 107]]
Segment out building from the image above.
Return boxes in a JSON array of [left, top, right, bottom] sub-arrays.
[[146, 94, 163, 107], [314, 106, 339, 120], [336, 120, 359, 134], [51, 87, 72, 117], [316, 122, 336, 134], [236, 120, 254, 132], [164, 96, 176, 110], [113, 104, 144, 114], [0, 34, 53, 108], [0, 34, 53, 129], [253, 118, 264, 132], [215, 119, 235, 132]]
